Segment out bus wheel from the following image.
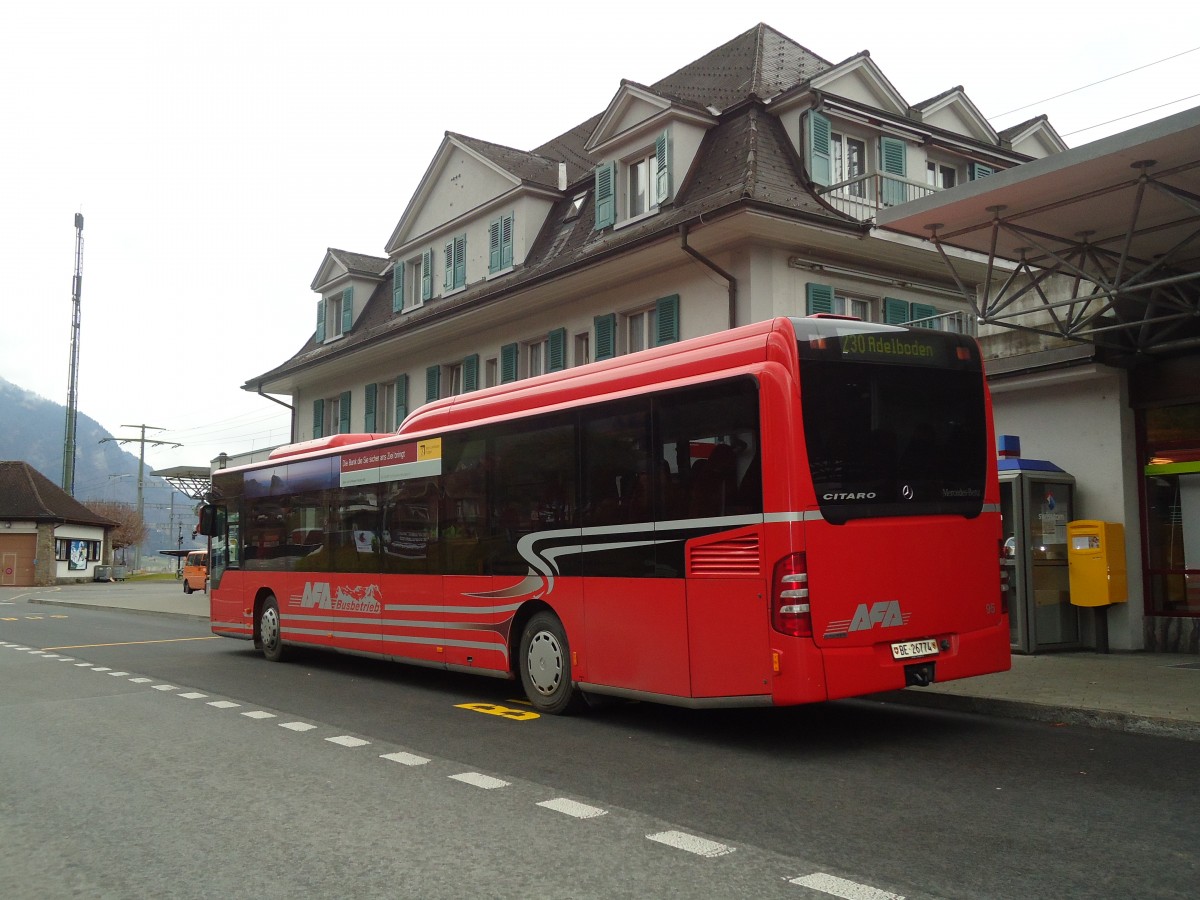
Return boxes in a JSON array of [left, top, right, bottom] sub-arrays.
[[183, 580, 193, 594], [519, 611, 580, 715], [259, 595, 287, 662]]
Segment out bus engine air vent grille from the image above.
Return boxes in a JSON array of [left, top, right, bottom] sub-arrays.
[[687, 535, 761, 577]]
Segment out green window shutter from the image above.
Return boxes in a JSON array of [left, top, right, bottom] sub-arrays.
[[425, 365, 441, 402], [341, 287, 353, 333], [443, 241, 454, 290], [421, 249, 433, 300], [315, 299, 326, 343], [969, 162, 995, 180], [488, 218, 502, 273], [500, 343, 518, 383], [463, 354, 480, 391], [339, 390, 351, 434], [655, 130, 672, 203], [594, 162, 616, 229], [364, 382, 377, 431], [312, 399, 324, 439], [883, 297, 911, 325], [909, 303, 938, 328], [453, 235, 466, 288], [392, 262, 405, 313], [594, 313, 616, 360], [880, 136, 907, 206], [806, 111, 832, 187], [654, 294, 680, 346], [805, 283, 834, 315], [500, 214, 513, 269], [547, 328, 567, 372], [394, 374, 409, 425]]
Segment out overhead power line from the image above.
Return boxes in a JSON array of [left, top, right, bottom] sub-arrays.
[[1061, 92, 1200, 137], [991, 45, 1200, 119]]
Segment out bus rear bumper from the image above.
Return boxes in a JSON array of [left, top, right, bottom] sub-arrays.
[[816, 621, 1012, 701]]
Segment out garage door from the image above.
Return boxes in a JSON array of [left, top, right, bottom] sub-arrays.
[[0, 534, 37, 586]]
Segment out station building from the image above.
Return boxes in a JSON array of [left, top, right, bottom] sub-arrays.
[[241, 24, 1200, 655]]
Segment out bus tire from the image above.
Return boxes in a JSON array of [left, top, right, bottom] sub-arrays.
[[519, 611, 581, 715], [259, 595, 287, 663]]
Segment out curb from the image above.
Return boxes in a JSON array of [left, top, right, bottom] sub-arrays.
[[873, 688, 1200, 743]]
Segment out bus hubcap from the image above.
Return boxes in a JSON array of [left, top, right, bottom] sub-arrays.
[[261, 608, 279, 648], [527, 631, 562, 696]]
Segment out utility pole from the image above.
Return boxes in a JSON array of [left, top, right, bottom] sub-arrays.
[[62, 213, 85, 495], [100, 425, 182, 572]]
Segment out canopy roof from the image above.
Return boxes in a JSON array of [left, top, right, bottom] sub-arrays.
[[876, 106, 1200, 355]]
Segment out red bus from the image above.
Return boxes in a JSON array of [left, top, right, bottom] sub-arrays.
[[199, 316, 1009, 713]]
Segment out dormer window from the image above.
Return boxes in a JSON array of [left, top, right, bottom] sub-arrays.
[[593, 130, 673, 230], [315, 287, 353, 343]]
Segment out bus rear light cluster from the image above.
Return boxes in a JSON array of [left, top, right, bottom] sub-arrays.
[[772, 553, 812, 637]]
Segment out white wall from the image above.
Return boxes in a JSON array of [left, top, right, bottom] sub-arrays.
[[990, 364, 1144, 649]]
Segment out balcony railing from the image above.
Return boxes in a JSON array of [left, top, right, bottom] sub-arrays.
[[817, 174, 937, 221]]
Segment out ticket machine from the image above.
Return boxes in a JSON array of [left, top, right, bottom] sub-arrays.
[[997, 435, 1079, 654]]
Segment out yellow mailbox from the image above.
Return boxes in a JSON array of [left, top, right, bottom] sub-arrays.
[[1066, 520, 1128, 607]]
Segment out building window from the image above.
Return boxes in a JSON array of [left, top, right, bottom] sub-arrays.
[[446, 363, 464, 396], [485, 357, 498, 388], [444, 234, 466, 291], [55, 539, 100, 565], [926, 161, 958, 189], [831, 132, 867, 196], [526, 338, 547, 378], [625, 308, 656, 353], [627, 149, 659, 217], [574, 332, 590, 367], [380, 381, 397, 431], [404, 249, 433, 307], [836, 292, 873, 320], [488, 214, 514, 274]]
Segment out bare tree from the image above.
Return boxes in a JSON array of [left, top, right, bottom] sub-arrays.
[[87, 501, 148, 564]]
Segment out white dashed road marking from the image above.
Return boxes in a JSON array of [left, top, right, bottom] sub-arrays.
[[178, 692, 208, 700], [789, 873, 905, 900], [242, 711, 276, 720], [207, 700, 241, 709], [152, 684, 178, 691], [449, 772, 510, 789], [280, 722, 317, 732], [646, 831, 736, 858], [325, 735, 370, 747], [381, 751, 431, 766], [537, 798, 607, 819]]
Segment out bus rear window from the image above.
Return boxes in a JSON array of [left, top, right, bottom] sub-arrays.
[[797, 325, 986, 523]]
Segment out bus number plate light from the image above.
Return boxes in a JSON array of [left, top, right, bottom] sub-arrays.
[[891, 639, 939, 660]]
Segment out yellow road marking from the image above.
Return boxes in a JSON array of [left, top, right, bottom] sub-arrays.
[[40, 636, 221, 651], [456, 702, 540, 721]]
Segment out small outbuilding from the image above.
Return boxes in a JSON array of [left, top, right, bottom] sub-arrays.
[[0, 461, 118, 586]]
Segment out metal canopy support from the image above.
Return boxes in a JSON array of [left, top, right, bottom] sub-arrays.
[[875, 106, 1200, 358], [150, 466, 212, 501], [924, 162, 1200, 354]]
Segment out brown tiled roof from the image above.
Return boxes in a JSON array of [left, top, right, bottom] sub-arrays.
[[327, 249, 389, 276], [245, 24, 858, 388], [449, 133, 562, 189], [0, 461, 118, 526]]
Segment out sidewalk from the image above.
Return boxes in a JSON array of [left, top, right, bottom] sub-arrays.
[[6, 582, 1198, 741]]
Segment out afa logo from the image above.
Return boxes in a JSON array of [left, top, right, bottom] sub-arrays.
[[295, 582, 382, 613], [848, 600, 911, 631]]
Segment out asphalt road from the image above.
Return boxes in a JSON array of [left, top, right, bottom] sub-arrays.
[[1, 593, 1196, 899]]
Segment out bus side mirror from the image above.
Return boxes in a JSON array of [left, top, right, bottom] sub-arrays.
[[196, 505, 219, 537]]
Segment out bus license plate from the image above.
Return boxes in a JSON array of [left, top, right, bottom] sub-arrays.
[[891, 639, 939, 660]]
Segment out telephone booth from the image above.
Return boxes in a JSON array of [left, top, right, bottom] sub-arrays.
[[997, 435, 1080, 653]]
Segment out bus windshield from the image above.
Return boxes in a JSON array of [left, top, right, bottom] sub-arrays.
[[794, 319, 986, 524]]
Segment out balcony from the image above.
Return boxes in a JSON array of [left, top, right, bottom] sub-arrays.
[[817, 173, 937, 222]]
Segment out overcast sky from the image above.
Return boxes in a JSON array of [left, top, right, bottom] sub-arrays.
[[4, 0, 1198, 475]]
